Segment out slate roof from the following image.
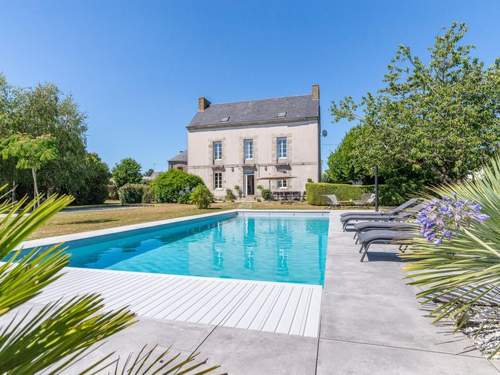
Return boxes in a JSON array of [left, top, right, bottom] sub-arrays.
[[168, 150, 187, 163], [188, 95, 319, 129]]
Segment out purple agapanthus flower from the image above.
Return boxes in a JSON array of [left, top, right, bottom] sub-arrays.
[[416, 194, 489, 245]]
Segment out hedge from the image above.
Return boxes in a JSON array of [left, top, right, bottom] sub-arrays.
[[306, 183, 378, 205]]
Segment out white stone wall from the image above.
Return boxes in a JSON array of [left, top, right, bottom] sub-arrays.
[[187, 121, 320, 199]]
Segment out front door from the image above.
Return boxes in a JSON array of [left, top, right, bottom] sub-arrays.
[[245, 174, 255, 196]]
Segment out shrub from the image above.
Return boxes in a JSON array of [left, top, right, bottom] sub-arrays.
[[261, 189, 272, 201], [152, 169, 204, 203], [234, 185, 242, 198], [225, 188, 236, 202], [306, 183, 372, 205], [402, 155, 500, 358], [118, 183, 149, 204], [108, 184, 118, 200], [142, 185, 153, 203], [73, 153, 111, 205], [191, 185, 213, 209]]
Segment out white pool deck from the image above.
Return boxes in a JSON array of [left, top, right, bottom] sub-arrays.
[[20, 209, 326, 338]]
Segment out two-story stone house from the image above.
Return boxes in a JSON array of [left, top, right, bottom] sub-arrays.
[[186, 85, 321, 199]]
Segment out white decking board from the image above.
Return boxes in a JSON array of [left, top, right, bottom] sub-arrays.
[[29, 267, 322, 337]]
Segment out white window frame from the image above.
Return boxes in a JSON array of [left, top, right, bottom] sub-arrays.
[[277, 179, 288, 189], [277, 137, 287, 159], [213, 141, 222, 161], [244, 139, 253, 160], [214, 172, 223, 190]]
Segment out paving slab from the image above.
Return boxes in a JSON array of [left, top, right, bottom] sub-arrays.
[[197, 326, 317, 375], [320, 292, 480, 356], [316, 339, 498, 375], [103, 318, 215, 353]]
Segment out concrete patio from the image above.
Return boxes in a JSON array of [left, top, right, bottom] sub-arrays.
[[7, 211, 499, 374]]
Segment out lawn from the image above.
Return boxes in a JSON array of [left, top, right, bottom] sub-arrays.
[[29, 201, 324, 239]]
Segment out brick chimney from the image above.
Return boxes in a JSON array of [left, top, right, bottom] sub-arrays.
[[198, 97, 211, 112], [311, 84, 320, 100]]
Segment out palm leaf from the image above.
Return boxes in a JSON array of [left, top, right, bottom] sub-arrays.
[[402, 155, 500, 358], [0, 186, 220, 373]]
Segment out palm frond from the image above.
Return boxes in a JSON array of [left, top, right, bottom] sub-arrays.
[[0, 187, 220, 373], [402, 155, 500, 358], [0, 295, 135, 374], [80, 345, 224, 375]]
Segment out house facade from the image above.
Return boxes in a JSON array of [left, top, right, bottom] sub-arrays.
[[186, 85, 321, 199]]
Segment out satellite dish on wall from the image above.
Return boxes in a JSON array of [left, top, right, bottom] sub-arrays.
[[321, 129, 328, 137]]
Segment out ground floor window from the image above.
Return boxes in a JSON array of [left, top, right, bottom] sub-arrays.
[[214, 172, 223, 189], [277, 179, 287, 189]]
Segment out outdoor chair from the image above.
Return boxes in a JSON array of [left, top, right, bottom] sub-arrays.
[[341, 202, 426, 231], [352, 221, 417, 242], [340, 197, 421, 220], [353, 193, 376, 206], [323, 194, 340, 208], [357, 229, 416, 261]]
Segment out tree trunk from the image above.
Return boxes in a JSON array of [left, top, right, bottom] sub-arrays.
[[32, 168, 39, 206]]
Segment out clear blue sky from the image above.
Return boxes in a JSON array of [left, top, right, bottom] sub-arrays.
[[1, 1, 499, 171]]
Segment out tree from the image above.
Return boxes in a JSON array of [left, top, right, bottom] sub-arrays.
[[0, 134, 57, 202], [112, 158, 142, 188], [0, 187, 220, 373], [0, 74, 107, 203], [329, 23, 500, 201], [74, 153, 111, 205], [324, 125, 372, 183], [143, 168, 154, 177]]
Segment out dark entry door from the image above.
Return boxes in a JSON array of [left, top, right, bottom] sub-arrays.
[[246, 174, 255, 196]]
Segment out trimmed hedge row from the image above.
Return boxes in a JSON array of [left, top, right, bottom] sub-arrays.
[[306, 183, 372, 205]]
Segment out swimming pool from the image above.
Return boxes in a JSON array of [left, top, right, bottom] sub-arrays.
[[23, 211, 329, 285]]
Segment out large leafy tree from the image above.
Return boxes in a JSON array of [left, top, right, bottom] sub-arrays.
[[328, 23, 500, 201], [324, 125, 371, 184], [112, 157, 142, 188], [0, 134, 57, 202], [0, 74, 109, 204]]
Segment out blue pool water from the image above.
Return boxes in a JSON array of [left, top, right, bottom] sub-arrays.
[[28, 213, 329, 285]]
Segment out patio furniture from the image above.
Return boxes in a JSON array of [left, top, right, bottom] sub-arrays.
[[341, 202, 426, 231], [357, 229, 416, 261], [353, 193, 375, 206], [272, 191, 301, 201], [340, 198, 421, 220], [323, 194, 340, 208], [352, 221, 417, 242]]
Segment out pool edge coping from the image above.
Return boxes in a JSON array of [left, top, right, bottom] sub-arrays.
[[20, 208, 331, 249]]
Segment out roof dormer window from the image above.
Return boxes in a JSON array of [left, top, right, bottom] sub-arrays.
[[277, 112, 287, 118]]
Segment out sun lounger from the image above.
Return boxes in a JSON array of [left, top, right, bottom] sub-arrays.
[[351, 221, 417, 242], [323, 194, 340, 208], [341, 201, 425, 230], [357, 229, 416, 261], [340, 198, 420, 219], [353, 193, 375, 206]]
